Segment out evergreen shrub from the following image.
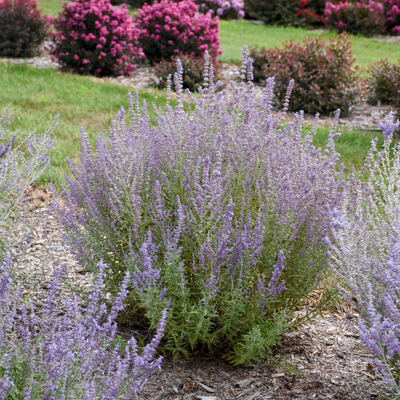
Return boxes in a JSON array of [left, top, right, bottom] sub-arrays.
[[258, 34, 365, 115], [51, 0, 143, 76], [153, 53, 223, 92], [54, 48, 342, 365], [0, 0, 50, 57], [132, 0, 222, 63]]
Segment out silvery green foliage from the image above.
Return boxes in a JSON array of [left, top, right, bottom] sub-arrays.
[[328, 114, 400, 397], [0, 107, 54, 257], [54, 48, 343, 365], [0, 257, 167, 399]]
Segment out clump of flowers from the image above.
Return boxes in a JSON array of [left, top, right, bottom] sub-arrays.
[[0, 257, 167, 398], [0, 0, 50, 57], [51, 0, 143, 77], [325, 0, 387, 36], [53, 48, 343, 366], [133, 0, 222, 63], [153, 52, 224, 92], [195, 0, 245, 19], [328, 114, 400, 397], [259, 34, 366, 116]]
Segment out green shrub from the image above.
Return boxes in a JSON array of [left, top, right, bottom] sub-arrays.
[[367, 59, 400, 111], [257, 34, 366, 116]]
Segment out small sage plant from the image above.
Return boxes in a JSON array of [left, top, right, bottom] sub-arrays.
[[54, 48, 344, 365], [0, 107, 54, 258], [328, 114, 400, 397], [0, 257, 167, 399]]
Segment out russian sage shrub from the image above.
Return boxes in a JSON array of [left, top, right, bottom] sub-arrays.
[[0, 258, 167, 399], [0, 108, 54, 257], [54, 49, 343, 365], [153, 53, 224, 92], [328, 115, 400, 396]]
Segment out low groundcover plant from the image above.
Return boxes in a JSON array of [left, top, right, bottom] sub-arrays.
[[54, 48, 343, 366]]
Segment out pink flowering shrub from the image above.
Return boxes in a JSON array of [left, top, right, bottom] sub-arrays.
[[133, 0, 222, 63], [51, 0, 144, 77], [381, 0, 400, 33], [0, 0, 50, 57], [195, 0, 245, 19], [325, 0, 400, 35], [325, 0, 386, 36]]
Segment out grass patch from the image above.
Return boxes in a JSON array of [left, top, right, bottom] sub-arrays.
[[218, 21, 400, 69], [0, 62, 166, 187], [314, 126, 386, 172]]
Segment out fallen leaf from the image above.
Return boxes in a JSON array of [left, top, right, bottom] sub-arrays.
[[271, 373, 285, 378], [362, 372, 374, 378]]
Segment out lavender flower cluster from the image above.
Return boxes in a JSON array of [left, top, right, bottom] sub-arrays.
[[0, 112, 167, 399], [54, 48, 344, 365], [328, 114, 400, 396], [0, 257, 167, 399]]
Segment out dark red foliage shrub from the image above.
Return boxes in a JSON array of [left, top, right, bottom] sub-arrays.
[[244, 0, 335, 27], [153, 53, 224, 92], [260, 34, 366, 115], [367, 59, 400, 109], [51, 0, 143, 77], [133, 0, 222, 63], [0, 0, 50, 57], [110, 0, 154, 8], [325, 0, 386, 36], [248, 46, 271, 83]]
